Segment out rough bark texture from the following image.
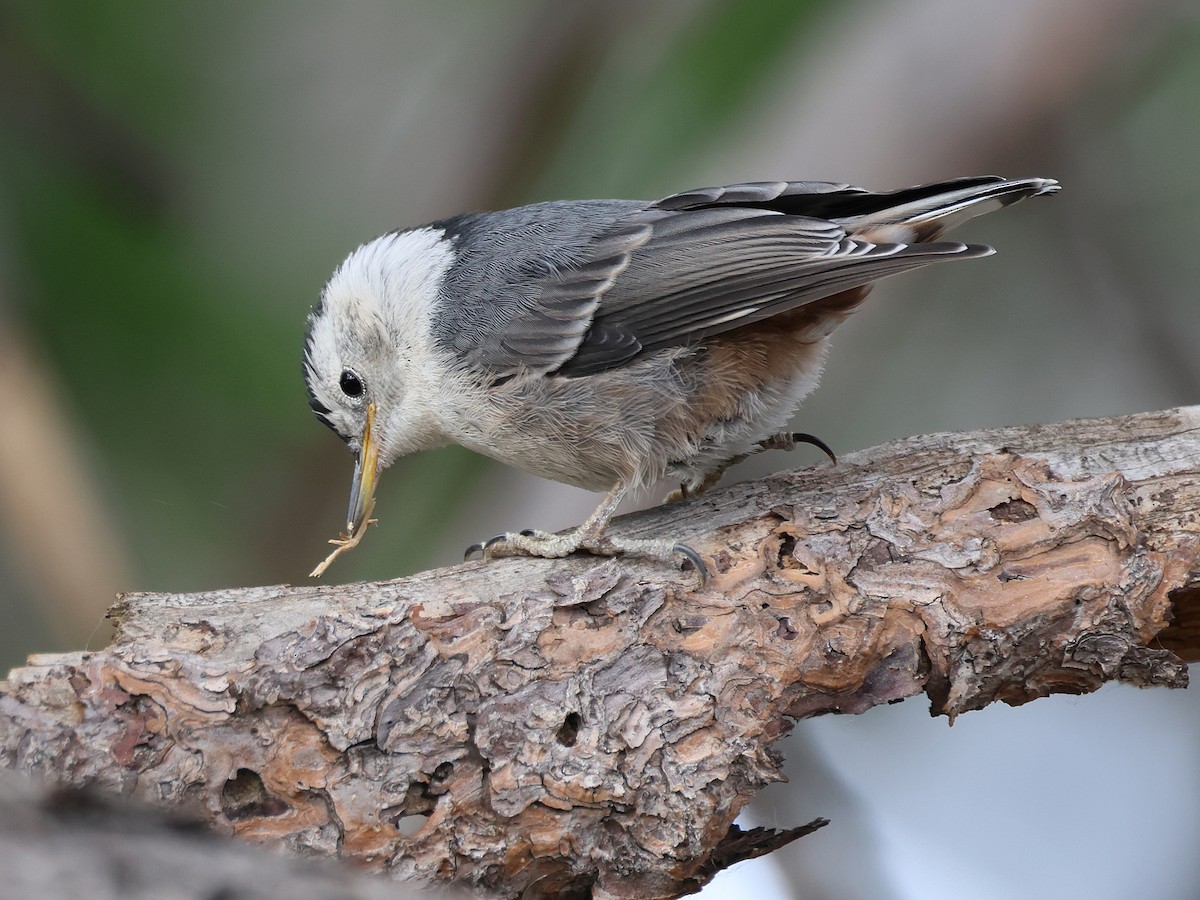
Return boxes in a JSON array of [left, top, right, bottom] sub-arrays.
[[2, 407, 1198, 899]]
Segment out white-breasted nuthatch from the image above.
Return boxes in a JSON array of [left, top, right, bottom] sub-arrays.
[[303, 176, 1059, 579]]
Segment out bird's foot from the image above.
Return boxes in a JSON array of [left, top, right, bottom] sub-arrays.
[[464, 529, 707, 585]]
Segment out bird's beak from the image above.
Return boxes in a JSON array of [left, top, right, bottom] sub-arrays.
[[346, 401, 380, 536], [308, 402, 380, 578]]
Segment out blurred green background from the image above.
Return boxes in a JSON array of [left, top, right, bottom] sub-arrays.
[[1, 2, 1197, 898]]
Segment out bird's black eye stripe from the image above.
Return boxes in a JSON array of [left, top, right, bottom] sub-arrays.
[[339, 369, 364, 397]]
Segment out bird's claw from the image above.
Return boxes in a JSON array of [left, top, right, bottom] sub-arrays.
[[672, 543, 708, 587], [464, 529, 537, 561], [790, 432, 837, 466]]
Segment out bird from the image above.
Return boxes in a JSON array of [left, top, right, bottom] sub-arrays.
[[302, 175, 1059, 579]]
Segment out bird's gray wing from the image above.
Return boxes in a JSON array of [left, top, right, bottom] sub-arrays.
[[550, 181, 990, 377], [444, 182, 990, 379]]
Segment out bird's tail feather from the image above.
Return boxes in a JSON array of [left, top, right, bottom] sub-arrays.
[[842, 177, 1060, 244]]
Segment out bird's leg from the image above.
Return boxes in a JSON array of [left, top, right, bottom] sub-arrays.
[[465, 480, 707, 582], [667, 432, 837, 503]]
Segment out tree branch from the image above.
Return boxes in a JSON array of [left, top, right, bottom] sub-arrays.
[[2, 407, 1197, 899]]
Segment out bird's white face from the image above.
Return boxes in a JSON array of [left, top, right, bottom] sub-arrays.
[[303, 227, 458, 537]]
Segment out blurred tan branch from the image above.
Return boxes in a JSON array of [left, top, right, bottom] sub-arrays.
[[0, 321, 130, 646]]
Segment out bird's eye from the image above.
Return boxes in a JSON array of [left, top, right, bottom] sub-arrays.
[[339, 369, 364, 398]]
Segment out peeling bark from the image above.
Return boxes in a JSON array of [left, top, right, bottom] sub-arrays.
[[2, 407, 1197, 899]]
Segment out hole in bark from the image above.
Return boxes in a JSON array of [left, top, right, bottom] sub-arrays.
[[1158, 585, 1200, 663], [384, 782, 437, 835], [777, 533, 798, 567], [557, 712, 582, 747], [989, 498, 1037, 523], [220, 768, 289, 820], [395, 813, 428, 836], [430, 761, 453, 782], [545, 874, 598, 899], [401, 782, 435, 814]]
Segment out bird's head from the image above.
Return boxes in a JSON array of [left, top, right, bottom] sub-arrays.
[[303, 227, 457, 539]]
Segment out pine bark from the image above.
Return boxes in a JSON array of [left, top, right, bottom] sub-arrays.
[[2, 407, 1197, 899]]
